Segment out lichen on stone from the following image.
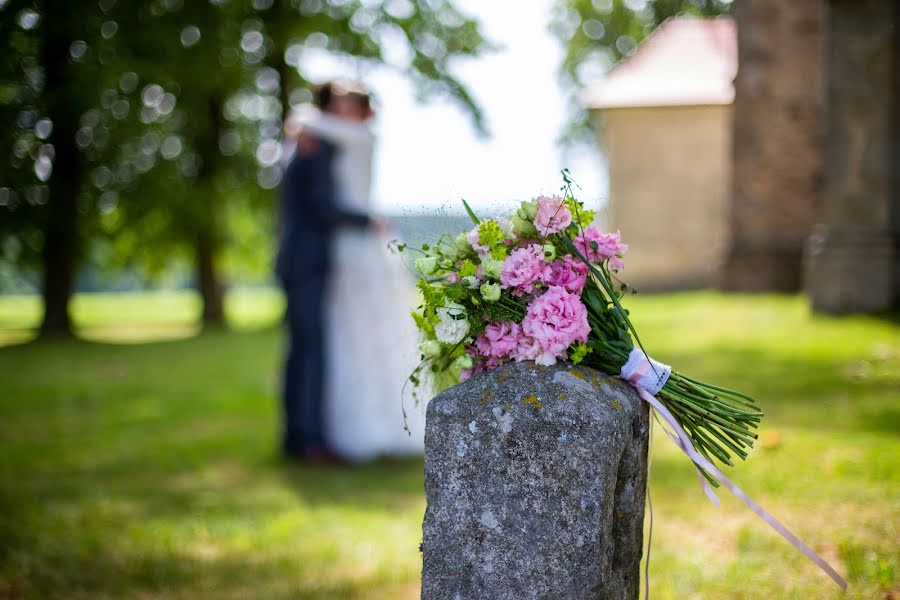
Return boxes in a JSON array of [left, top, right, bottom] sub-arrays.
[[521, 394, 543, 409], [478, 389, 495, 405]]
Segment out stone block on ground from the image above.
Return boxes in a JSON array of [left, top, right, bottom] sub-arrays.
[[421, 361, 649, 600]]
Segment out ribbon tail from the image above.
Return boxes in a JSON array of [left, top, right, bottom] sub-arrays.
[[695, 468, 721, 508], [635, 386, 848, 591], [652, 410, 722, 508]]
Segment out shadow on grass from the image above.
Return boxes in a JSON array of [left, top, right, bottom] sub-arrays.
[[277, 455, 425, 510], [2, 543, 417, 599]]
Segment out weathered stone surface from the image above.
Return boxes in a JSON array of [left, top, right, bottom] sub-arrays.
[[421, 361, 649, 600]]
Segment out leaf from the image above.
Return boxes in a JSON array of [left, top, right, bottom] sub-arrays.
[[461, 198, 481, 225]]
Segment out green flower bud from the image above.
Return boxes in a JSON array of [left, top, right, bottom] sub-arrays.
[[519, 200, 538, 220], [461, 275, 480, 289], [511, 213, 538, 237], [454, 232, 472, 253], [419, 339, 441, 358], [454, 354, 474, 370], [415, 256, 438, 275], [542, 243, 556, 262], [480, 282, 501, 302], [481, 255, 503, 279]]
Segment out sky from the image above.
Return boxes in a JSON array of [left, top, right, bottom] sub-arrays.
[[298, 0, 608, 216]]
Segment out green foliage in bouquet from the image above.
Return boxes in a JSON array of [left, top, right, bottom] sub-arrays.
[[401, 173, 762, 484]]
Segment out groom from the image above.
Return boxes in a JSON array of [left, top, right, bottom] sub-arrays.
[[275, 83, 374, 461]]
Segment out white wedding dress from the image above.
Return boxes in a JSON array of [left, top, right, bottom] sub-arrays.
[[296, 107, 425, 462]]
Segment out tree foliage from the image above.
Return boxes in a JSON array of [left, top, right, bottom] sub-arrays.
[[0, 0, 490, 333]]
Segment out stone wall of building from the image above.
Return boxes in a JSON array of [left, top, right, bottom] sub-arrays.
[[720, 1, 827, 292], [805, 0, 899, 312], [599, 104, 731, 291]]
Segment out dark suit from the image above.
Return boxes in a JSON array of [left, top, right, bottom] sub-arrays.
[[276, 141, 369, 457]]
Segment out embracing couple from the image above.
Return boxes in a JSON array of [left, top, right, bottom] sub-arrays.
[[275, 81, 422, 464]]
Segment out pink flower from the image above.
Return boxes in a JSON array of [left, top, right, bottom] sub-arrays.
[[519, 286, 590, 366], [573, 227, 628, 270], [474, 321, 521, 358], [446, 272, 460, 284], [512, 334, 542, 363], [500, 244, 550, 296], [533, 195, 573, 236], [466, 226, 490, 255], [542, 254, 589, 294]]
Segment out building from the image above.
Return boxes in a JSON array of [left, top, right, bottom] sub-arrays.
[[582, 17, 737, 291]]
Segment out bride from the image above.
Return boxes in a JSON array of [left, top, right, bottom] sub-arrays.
[[288, 81, 425, 462]]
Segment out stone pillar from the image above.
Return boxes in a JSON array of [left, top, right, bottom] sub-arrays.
[[805, 0, 899, 313], [720, 1, 826, 291], [421, 362, 649, 600]]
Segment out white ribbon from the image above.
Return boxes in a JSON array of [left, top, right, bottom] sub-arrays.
[[620, 351, 848, 592], [619, 348, 671, 395]]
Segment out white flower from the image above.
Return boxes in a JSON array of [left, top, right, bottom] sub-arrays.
[[434, 302, 470, 344]]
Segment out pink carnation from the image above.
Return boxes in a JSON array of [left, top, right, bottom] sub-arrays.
[[512, 334, 542, 363], [542, 254, 589, 295], [534, 195, 573, 236], [500, 244, 550, 296], [574, 227, 628, 270], [519, 286, 590, 366], [466, 227, 490, 255], [474, 321, 521, 358]]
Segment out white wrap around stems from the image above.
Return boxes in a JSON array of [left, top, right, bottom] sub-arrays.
[[619, 350, 847, 591]]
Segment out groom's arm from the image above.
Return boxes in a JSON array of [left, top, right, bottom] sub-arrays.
[[302, 146, 371, 230]]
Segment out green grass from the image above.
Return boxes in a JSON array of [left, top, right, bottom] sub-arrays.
[[0, 290, 897, 599]]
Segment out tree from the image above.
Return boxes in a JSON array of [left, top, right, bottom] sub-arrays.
[[102, 0, 491, 328], [550, 0, 731, 141], [0, 0, 140, 336], [0, 0, 490, 333]]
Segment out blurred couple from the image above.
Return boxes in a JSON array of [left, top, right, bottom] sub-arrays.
[[275, 81, 424, 464]]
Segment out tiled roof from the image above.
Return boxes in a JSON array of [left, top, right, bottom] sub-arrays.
[[582, 16, 736, 109]]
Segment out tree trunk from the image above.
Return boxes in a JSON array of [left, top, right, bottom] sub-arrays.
[[194, 97, 226, 329], [39, 224, 77, 337], [38, 4, 81, 338], [196, 230, 225, 328]]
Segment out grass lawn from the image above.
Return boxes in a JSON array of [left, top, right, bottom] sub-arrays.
[[0, 289, 897, 599]]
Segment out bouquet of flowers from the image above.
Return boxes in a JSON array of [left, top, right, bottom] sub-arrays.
[[400, 173, 847, 589], [402, 173, 762, 483]]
